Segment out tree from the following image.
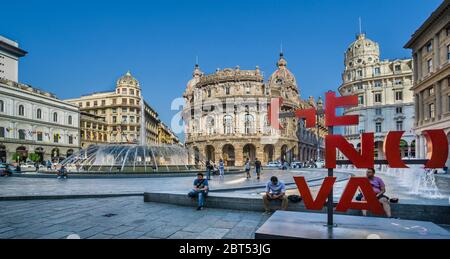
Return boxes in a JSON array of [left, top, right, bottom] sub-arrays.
[[28, 153, 41, 163], [11, 153, 20, 163]]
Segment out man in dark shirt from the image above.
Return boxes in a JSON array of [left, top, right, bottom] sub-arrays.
[[255, 158, 262, 180], [188, 173, 209, 210]]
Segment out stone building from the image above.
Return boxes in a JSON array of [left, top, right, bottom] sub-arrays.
[[79, 111, 108, 148], [339, 33, 415, 159], [183, 53, 326, 167], [0, 78, 80, 162], [158, 121, 180, 145], [404, 0, 450, 166], [66, 71, 161, 146]]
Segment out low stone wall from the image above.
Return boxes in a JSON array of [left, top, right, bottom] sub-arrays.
[[144, 191, 450, 225]]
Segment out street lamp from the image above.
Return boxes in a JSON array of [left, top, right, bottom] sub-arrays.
[[316, 97, 324, 162]]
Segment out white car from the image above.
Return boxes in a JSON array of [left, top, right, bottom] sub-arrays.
[[267, 161, 281, 168], [315, 160, 325, 168]]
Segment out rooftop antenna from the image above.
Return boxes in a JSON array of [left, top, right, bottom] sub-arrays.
[[280, 41, 283, 54], [195, 55, 199, 65]]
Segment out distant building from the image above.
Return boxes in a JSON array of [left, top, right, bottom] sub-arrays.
[[0, 35, 27, 82], [0, 78, 80, 163], [158, 121, 181, 145], [79, 111, 108, 148], [339, 33, 415, 159], [404, 0, 450, 165], [66, 71, 178, 147]]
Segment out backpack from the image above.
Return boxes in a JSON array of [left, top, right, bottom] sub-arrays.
[[288, 195, 302, 203]]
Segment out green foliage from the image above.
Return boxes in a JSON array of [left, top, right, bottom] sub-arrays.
[[28, 153, 41, 162]]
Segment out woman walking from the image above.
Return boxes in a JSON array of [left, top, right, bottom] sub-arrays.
[[244, 158, 251, 179]]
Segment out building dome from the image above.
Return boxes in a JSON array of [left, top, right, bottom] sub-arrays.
[[116, 71, 140, 88], [268, 53, 297, 89], [345, 34, 380, 67]]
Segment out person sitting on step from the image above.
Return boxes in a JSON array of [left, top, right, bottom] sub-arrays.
[[263, 176, 288, 215], [188, 173, 209, 211]]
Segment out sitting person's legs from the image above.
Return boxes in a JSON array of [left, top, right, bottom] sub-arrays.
[[263, 194, 271, 212], [280, 195, 289, 210], [379, 197, 391, 218]]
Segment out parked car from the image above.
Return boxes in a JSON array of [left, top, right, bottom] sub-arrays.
[[315, 160, 325, 168], [267, 161, 281, 168], [291, 162, 302, 169]]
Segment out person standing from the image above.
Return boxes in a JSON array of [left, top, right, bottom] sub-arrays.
[[205, 160, 211, 180], [244, 158, 251, 179], [218, 159, 225, 178], [255, 158, 262, 180]]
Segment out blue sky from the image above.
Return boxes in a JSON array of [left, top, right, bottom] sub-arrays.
[[0, 0, 443, 138]]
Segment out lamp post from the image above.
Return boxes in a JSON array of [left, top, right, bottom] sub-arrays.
[[316, 97, 324, 162]]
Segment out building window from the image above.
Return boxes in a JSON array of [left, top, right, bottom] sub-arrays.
[[375, 108, 382, 115], [358, 95, 364, 105], [396, 121, 403, 131], [375, 122, 382, 133], [122, 88, 127, 94], [78, 102, 82, 107], [429, 87, 435, 95], [357, 70, 363, 77], [113, 116, 117, 123], [112, 99, 117, 105], [18, 129, 26, 140], [0, 127, 4, 138], [18, 105, 25, 116], [94, 101, 98, 107], [207, 89, 211, 97], [130, 89, 134, 95], [86, 102, 90, 107], [373, 67, 381, 75], [429, 103, 435, 118], [112, 108, 117, 113], [225, 86, 230, 95], [53, 112, 58, 122], [426, 41, 433, 52], [122, 98, 127, 105], [36, 109, 42, 119], [396, 107, 403, 114], [37, 132, 43, 141], [244, 114, 254, 135], [395, 65, 401, 71], [206, 117, 215, 135], [447, 45, 450, 60], [69, 135, 73, 144], [374, 93, 382, 103], [355, 83, 363, 90], [68, 115, 73, 125], [374, 80, 382, 88], [245, 85, 250, 94], [54, 134, 59, 143], [395, 91, 403, 101], [223, 115, 233, 134], [101, 100, 106, 106], [427, 59, 433, 73], [0, 100, 3, 112], [395, 79, 402, 85]]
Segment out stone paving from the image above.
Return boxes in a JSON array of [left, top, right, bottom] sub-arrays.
[[0, 196, 271, 239], [0, 169, 332, 197]]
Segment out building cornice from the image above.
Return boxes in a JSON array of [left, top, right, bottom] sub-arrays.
[[0, 41, 27, 57]]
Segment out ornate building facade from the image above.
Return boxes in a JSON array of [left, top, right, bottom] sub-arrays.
[[66, 72, 164, 147], [339, 33, 415, 159], [183, 54, 326, 167], [404, 0, 450, 166]]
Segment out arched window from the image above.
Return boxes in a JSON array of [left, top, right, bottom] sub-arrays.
[[244, 114, 254, 135], [223, 115, 233, 134], [36, 109, 42, 119], [68, 115, 73, 125], [0, 100, 4, 112], [53, 112, 58, 123], [18, 105, 25, 116], [206, 116, 215, 135]]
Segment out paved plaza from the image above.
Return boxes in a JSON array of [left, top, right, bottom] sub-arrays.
[[0, 196, 271, 239]]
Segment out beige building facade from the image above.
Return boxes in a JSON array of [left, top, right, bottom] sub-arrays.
[[66, 72, 161, 147], [183, 54, 326, 167], [405, 0, 450, 166], [339, 33, 415, 159]]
